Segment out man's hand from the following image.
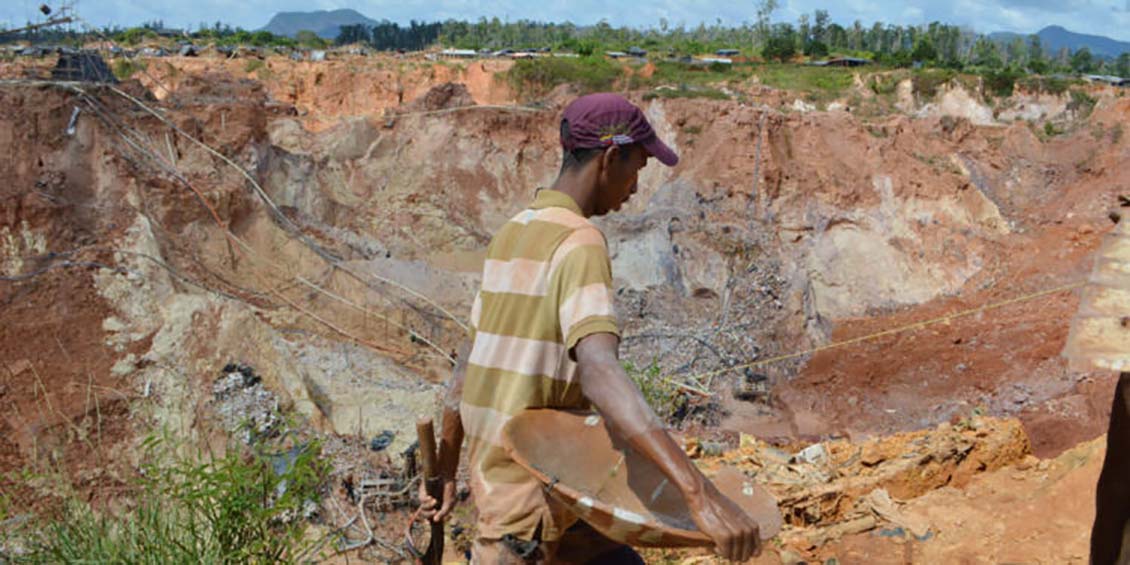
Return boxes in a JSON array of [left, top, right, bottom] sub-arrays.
[[687, 480, 761, 562], [417, 478, 457, 523]]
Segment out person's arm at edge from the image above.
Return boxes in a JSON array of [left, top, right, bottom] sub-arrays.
[[420, 338, 471, 522], [574, 332, 760, 562]]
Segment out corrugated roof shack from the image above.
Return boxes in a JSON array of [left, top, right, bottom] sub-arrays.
[[52, 51, 118, 83], [809, 57, 871, 67]]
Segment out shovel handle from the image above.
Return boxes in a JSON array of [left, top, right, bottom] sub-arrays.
[[417, 418, 439, 480], [416, 418, 444, 565]]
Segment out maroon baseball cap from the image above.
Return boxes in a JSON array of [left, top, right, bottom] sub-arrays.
[[560, 93, 679, 167]]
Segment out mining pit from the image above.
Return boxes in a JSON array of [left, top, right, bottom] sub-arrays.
[[1, 52, 1126, 563]]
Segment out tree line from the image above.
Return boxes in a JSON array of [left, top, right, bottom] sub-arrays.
[[334, 10, 1129, 76], [4, 10, 1128, 77]]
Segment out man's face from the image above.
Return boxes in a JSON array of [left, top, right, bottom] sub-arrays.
[[595, 144, 650, 216]]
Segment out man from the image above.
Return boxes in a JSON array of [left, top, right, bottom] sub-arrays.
[[420, 93, 761, 563]]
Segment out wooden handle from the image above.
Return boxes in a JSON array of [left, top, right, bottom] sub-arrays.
[[417, 418, 439, 480], [416, 418, 444, 565]]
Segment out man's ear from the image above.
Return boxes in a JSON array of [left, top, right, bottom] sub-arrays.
[[600, 144, 620, 171]]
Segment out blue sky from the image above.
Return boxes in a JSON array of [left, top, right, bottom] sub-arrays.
[[3, 0, 1128, 41]]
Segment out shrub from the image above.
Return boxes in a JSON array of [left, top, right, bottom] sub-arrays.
[[244, 59, 265, 74], [982, 68, 1024, 98], [1017, 76, 1074, 96], [762, 36, 796, 63], [912, 68, 956, 99], [111, 59, 146, 80], [503, 56, 622, 99], [623, 361, 686, 423], [1068, 89, 1097, 119], [19, 436, 329, 564]]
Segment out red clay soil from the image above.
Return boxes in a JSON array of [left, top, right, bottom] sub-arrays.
[[769, 142, 1128, 454], [0, 85, 145, 511]]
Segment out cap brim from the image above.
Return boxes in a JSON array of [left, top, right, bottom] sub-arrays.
[[642, 135, 679, 167]]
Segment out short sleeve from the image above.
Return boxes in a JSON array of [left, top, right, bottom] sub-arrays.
[[549, 227, 619, 352]]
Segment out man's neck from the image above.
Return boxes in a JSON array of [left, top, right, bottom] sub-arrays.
[[548, 168, 597, 218]]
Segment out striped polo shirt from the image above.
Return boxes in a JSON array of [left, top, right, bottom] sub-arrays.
[[461, 189, 620, 541]]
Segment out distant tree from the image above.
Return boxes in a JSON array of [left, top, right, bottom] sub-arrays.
[[803, 38, 828, 57], [755, 0, 779, 47], [1071, 47, 1096, 73], [972, 37, 1003, 68], [762, 25, 796, 62], [1027, 35, 1048, 73], [295, 30, 326, 48], [910, 37, 937, 63], [812, 9, 830, 45], [336, 24, 370, 46], [1116, 53, 1130, 78], [1005, 37, 1026, 66]]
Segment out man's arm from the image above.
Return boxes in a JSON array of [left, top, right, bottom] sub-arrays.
[[574, 333, 760, 562], [420, 339, 471, 522]]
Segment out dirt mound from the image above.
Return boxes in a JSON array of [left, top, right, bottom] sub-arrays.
[[404, 82, 475, 112]]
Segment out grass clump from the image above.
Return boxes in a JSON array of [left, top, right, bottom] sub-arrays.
[[244, 59, 266, 74], [982, 68, 1025, 98], [1068, 89, 1097, 119], [755, 64, 854, 97], [111, 59, 146, 80], [1016, 76, 1076, 96], [624, 361, 687, 423], [503, 56, 623, 99], [642, 87, 730, 101], [911, 68, 956, 99], [16, 435, 329, 564]]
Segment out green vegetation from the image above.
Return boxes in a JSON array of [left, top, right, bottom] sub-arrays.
[[1017, 76, 1076, 95], [294, 30, 329, 49], [623, 361, 686, 423], [504, 56, 621, 99], [911, 68, 957, 98], [14, 435, 329, 564], [111, 59, 146, 80], [756, 64, 854, 96], [1068, 89, 1097, 119], [642, 87, 730, 101], [982, 67, 1025, 98]]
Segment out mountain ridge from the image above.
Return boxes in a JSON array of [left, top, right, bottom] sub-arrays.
[[260, 9, 378, 39]]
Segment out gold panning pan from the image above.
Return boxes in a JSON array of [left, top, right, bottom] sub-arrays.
[[502, 409, 782, 547]]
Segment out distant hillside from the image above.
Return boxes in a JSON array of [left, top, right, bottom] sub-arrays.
[[991, 25, 1130, 58], [260, 9, 377, 39]]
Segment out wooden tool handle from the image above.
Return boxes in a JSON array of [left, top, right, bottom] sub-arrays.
[[416, 418, 444, 565], [417, 418, 439, 480]]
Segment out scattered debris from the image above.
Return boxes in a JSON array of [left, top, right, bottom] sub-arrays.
[[369, 430, 396, 452], [212, 363, 279, 442]]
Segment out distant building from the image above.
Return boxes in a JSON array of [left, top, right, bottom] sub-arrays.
[[810, 57, 871, 67], [698, 57, 732, 65], [441, 48, 477, 58], [627, 46, 647, 57], [1084, 74, 1129, 86], [52, 51, 117, 83], [605, 51, 628, 59], [716, 49, 741, 56]]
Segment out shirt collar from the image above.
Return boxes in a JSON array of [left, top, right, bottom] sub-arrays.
[[530, 189, 584, 217]]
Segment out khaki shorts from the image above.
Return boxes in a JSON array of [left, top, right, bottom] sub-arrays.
[[471, 521, 641, 565]]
